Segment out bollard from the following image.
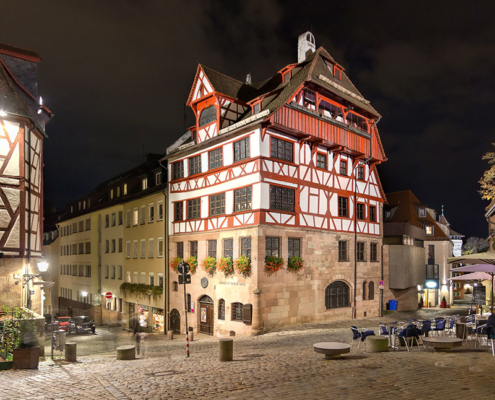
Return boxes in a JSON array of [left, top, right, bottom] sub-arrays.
[[65, 342, 77, 362], [189, 327, 194, 342], [219, 338, 233, 362], [167, 330, 174, 340]]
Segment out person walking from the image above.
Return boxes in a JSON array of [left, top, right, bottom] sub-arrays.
[[133, 323, 145, 356]]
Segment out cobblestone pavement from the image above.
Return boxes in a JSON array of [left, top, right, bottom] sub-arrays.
[[2, 308, 494, 400]]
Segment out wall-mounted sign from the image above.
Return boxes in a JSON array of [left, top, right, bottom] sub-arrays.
[[201, 277, 208, 288]]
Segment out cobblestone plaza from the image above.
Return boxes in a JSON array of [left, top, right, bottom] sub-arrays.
[[1, 309, 494, 399]]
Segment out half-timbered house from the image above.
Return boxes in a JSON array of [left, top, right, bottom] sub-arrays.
[[0, 43, 52, 314], [165, 32, 387, 336]]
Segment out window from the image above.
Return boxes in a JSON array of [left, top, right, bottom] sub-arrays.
[[78, 242, 84, 254], [338, 241, 348, 262], [105, 240, 109, 253], [111, 213, 116, 226], [105, 215, 109, 228], [158, 202, 164, 221], [240, 237, 251, 258], [149, 204, 155, 222], [426, 226, 433, 236], [117, 186, 120, 197], [370, 206, 376, 222], [105, 265, 109, 279], [270, 185, 295, 212], [340, 160, 347, 175], [189, 155, 201, 176], [234, 186, 252, 211], [85, 265, 91, 277], [158, 274, 163, 287], [187, 198, 201, 219], [140, 206, 146, 224], [148, 238, 154, 257], [149, 273, 154, 286], [78, 265, 84, 277], [111, 239, 116, 253], [370, 243, 378, 262], [270, 137, 293, 162], [224, 238, 233, 259], [118, 238, 123, 253], [157, 238, 164, 257], [209, 193, 225, 216], [234, 137, 250, 162], [110, 189, 114, 199], [123, 183, 128, 195], [428, 244, 435, 260], [253, 103, 260, 114], [126, 210, 131, 227], [338, 197, 348, 218], [133, 272, 138, 283], [172, 161, 184, 180], [368, 281, 375, 300], [142, 177, 148, 190], [218, 299, 225, 320], [174, 202, 183, 221], [79, 220, 84, 232], [85, 218, 91, 230], [357, 204, 365, 220], [72, 265, 78, 276], [199, 105, 216, 127], [84, 242, 90, 254], [141, 272, 146, 284], [126, 241, 131, 258], [118, 265, 123, 280], [325, 281, 350, 309], [190, 241, 198, 258], [173, 281, 178, 292], [357, 166, 364, 180], [265, 237, 280, 257], [187, 294, 192, 312], [362, 281, 367, 301], [111, 265, 116, 279], [133, 208, 138, 226], [288, 238, 301, 258], [118, 211, 123, 225], [133, 240, 138, 258], [231, 302, 243, 321], [177, 242, 184, 259], [209, 148, 223, 170], [316, 153, 327, 169], [357, 242, 365, 261], [155, 171, 162, 185], [208, 240, 217, 258], [140, 239, 146, 258], [418, 208, 426, 217]]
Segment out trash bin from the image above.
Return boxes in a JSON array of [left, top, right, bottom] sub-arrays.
[[389, 300, 398, 311]]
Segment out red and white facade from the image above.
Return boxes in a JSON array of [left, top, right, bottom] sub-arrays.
[[166, 32, 386, 336]]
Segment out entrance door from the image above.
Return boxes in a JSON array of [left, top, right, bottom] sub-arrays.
[[199, 295, 214, 335], [170, 309, 181, 334]]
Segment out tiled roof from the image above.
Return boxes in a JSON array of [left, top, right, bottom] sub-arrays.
[[200, 65, 259, 103], [0, 43, 41, 62], [0, 62, 29, 115]]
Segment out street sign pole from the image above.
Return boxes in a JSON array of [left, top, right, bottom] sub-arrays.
[[179, 261, 190, 358]]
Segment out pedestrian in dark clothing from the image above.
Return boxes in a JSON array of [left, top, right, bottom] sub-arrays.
[[133, 323, 145, 356]]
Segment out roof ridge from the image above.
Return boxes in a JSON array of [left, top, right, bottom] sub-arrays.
[[200, 64, 245, 85]]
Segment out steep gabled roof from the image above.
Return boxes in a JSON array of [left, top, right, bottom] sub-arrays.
[[0, 43, 41, 62]]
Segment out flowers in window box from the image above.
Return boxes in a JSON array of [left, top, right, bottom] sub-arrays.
[[218, 257, 234, 276], [186, 256, 198, 274], [234, 255, 251, 278], [287, 256, 304, 272], [170, 256, 182, 273], [265, 255, 284, 273], [201, 256, 216, 275]]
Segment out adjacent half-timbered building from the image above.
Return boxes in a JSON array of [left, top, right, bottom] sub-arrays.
[[165, 32, 387, 336]]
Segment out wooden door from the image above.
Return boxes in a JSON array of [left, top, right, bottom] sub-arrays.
[[199, 303, 214, 335], [170, 309, 181, 334]]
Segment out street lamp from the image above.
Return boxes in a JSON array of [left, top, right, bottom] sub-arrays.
[[81, 291, 88, 313]]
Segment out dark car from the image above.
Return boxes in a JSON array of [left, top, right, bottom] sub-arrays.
[[69, 316, 95, 334]]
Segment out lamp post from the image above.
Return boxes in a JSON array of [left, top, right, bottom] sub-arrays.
[[81, 291, 88, 314], [33, 258, 53, 359]]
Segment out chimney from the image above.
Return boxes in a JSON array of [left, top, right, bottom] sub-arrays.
[[298, 31, 316, 63], [245, 73, 252, 84]]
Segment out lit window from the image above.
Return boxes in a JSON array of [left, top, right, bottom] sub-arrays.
[[123, 184, 127, 195], [426, 226, 433, 235], [142, 178, 148, 190]]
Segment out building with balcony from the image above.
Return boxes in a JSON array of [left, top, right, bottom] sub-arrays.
[[165, 32, 387, 336]]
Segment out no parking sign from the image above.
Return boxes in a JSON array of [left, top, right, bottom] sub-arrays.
[[379, 280, 384, 289]]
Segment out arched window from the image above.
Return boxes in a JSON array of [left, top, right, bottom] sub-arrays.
[[173, 281, 178, 292], [187, 294, 191, 312], [362, 281, 367, 301], [369, 281, 375, 300], [325, 281, 350, 309], [199, 105, 216, 127], [218, 299, 225, 320]]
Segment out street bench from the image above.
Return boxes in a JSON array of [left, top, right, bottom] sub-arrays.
[[313, 342, 351, 359]]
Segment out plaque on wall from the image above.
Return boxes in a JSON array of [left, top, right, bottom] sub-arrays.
[[201, 277, 208, 288]]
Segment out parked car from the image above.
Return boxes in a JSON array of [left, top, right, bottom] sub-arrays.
[[54, 316, 71, 332], [69, 316, 96, 334]]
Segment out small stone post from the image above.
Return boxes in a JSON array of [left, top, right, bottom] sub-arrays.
[[219, 338, 233, 362], [167, 330, 174, 340], [65, 342, 77, 362]]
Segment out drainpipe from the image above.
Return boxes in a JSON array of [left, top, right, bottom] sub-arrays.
[[353, 161, 357, 319], [159, 160, 169, 335]]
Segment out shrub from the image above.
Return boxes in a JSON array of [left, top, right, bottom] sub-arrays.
[[119, 282, 163, 299], [218, 257, 234, 276], [234, 255, 251, 278], [287, 256, 304, 272], [201, 256, 216, 275], [265, 255, 284, 273]]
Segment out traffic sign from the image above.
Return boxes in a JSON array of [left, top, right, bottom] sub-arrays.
[[178, 261, 190, 275], [379, 280, 384, 289], [179, 274, 191, 284], [105, 292, 113, 299]]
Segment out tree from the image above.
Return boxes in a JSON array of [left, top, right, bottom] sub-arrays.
[[462, 237, 489, 254], [479, 143, 495, 200]]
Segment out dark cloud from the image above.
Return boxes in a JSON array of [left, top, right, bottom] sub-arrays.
[[0, 0, 494, 237]]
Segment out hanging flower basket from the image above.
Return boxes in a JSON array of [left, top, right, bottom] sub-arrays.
[[201, 256, 216, 275], [234, 255, 251, 278], [265, 255, 284, 273], [218, 257, 234, 276], [287, 256, 304, 272], [186, 256, 198, 274], [170, 256, 183, 273], [120, 282, 163, 299]]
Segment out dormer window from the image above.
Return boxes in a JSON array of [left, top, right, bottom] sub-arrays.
[[110, 189, 114, 200], [253, 103, 260, 115], [156, 171, 162, 185], [142, 177, 148, 190], [334, 66, 342, 80], [199, 105, 216, 127], [426, 226, 433, 236], [283, 71, 290, 83], [418, 208, 426, 217]]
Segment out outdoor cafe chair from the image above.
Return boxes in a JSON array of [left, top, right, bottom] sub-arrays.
[[350, 326, 375, 349], [432, 319, 446, 336], [395, 325, 420, 351], [445, 318, 455, 336], [418, 320, 432, 346]]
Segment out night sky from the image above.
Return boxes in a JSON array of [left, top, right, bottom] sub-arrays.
[[1, 1, 494, 238]]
